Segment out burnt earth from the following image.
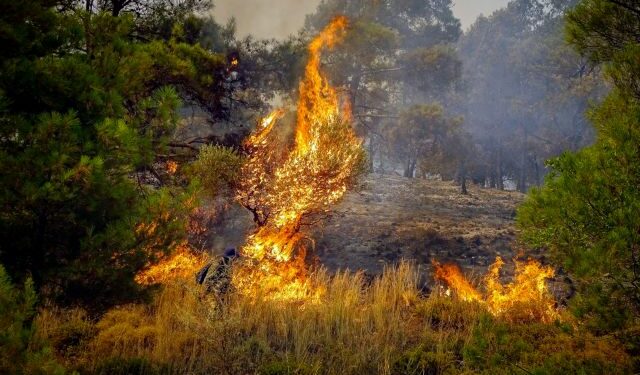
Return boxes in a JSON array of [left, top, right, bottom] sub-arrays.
[[308, 174, 572, 302], [309, 174, 524, 276], [208, 173, 571, 301]]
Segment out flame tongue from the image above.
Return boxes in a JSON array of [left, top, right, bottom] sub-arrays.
[[234, 16, 363, 301], [433, 257, 559, 322], [432, 260, 482, 302], [296, 15, 349, 153]]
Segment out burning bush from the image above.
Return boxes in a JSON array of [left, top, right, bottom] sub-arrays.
[[234, 16, 367, 301]]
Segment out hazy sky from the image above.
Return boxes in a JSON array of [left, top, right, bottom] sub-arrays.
[[212, 0, 512, 40], [453, 0, 511, 29]]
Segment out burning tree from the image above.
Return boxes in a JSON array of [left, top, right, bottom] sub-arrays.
[[234, 16, 367, 300]]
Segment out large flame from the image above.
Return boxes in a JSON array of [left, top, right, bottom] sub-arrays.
[[234, 16, 365, 301], [432, 257, 559, 322]]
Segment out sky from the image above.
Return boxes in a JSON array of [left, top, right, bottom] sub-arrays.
[[212, 0, 512, 40]]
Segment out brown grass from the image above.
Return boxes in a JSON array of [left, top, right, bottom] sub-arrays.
[[34, 262, 632, 375]]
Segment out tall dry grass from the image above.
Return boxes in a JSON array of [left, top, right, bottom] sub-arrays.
[[34, 262, 632, 375], [89, 262, 424, 374]]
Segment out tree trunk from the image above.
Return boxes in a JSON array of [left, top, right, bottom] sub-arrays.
[[404, 158, 416, 178], [459, 162, 468, 195], [517, 130, 528, 193], [112, 0, 126, 16], [367, 135, 375, 172], [349, 74, 361, 108], [496, 148, 504, 190]]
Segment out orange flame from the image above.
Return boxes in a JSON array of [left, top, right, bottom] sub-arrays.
[[433, 257, 559, 323], [296, 15, 349, 153], [235, 16, 364, 301], [432, 260, 482, 302], [135, 243, 207, 286]]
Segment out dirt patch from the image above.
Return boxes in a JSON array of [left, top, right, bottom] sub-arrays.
[[307, 174, 523, 275], [207, 173, 570, 299]]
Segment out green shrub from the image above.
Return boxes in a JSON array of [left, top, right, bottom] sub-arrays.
[[392, 344, 458, 375], [190, 145, 244, 198], [259, 359, 314, 375], [0, 264, 66, 374], [462, 314, 632, 374]]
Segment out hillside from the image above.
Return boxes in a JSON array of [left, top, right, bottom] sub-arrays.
[[313, 174, 524, 276]]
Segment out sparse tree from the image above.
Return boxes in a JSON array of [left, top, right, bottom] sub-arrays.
[[384, 104, 462, 178]]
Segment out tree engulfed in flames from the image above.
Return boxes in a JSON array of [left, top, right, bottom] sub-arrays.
[[432, 257, 559, 322], [234, 16, 366, 301]]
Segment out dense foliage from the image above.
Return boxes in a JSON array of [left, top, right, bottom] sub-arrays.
[[518, 0, 640, 359], [0, 0, 228, 308]]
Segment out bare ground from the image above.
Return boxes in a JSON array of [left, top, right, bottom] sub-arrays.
[[309, 174, 524, 275], [208, 173, 571, 298]]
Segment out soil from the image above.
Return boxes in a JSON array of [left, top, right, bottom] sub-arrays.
[[207, 173, 572, 299], [309, 174, 524, 276]]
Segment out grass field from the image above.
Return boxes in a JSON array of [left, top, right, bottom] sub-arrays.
[[34, 262, 631, 375]]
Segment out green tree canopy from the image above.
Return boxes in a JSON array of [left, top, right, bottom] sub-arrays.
[[518, 0, 640, 345], [0, 1, 229, 308]]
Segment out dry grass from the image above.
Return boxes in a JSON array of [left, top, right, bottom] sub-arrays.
[[34, 262, 632, 375]]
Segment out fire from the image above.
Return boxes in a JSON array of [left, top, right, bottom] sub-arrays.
[[432, 257, 559, 322], [432, 261, 482, 302], [166, 160, 178, 175], [135, 243, 208, 286], [235, 16, 365, 301]]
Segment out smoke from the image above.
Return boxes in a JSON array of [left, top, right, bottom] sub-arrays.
[[211, 0, 510, 40], [453, 0, 511, 29], [212, 0, 321, 40]]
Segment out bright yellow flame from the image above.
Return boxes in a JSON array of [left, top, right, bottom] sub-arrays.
[[166, 160, 178, 175], [432, 260, 482, 302], [295, 15, 349, 154], [235, 16, 364, 301], [135, 244, 207, 286], [433, 257, 559, 323]]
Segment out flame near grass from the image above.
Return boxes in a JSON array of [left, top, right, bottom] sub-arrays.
[[135, 243, 208, 286], [135, 17, 560, 323], [432, 256, 559, 322]]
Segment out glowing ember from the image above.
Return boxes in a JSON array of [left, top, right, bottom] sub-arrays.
[[235, 16, 365, 301], [135, 244, 207, 285], [433, 257, 559, 322], [166, 160, 178, 175]]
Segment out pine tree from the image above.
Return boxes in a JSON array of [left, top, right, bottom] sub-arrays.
[[0, 2, 228, 308], [517, 0, 640, 345]]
